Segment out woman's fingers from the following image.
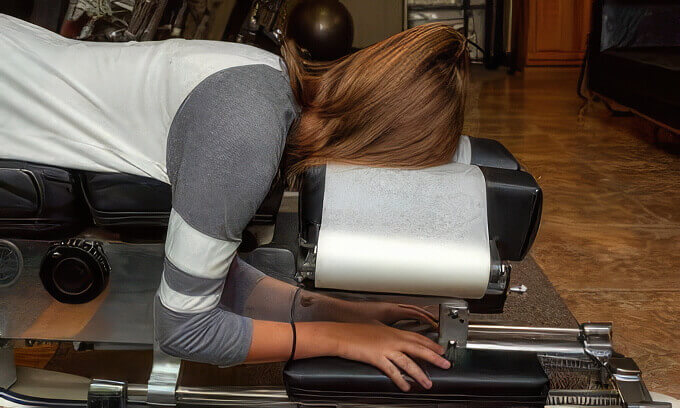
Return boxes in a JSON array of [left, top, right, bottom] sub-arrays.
[[397, 305, 439, 328], [388, 352, 432, 390], [402, 331, 445, 354], [398, 304, 438, 323], [405, 343, 451, 370], [376, 357, 411, 392]]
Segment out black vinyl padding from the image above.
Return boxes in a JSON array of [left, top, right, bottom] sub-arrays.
[[0, 161, 285, 234], [284, 349, 549, 406], [81, 172, 172, 226], [0, 168, 39, 218], [0, 161, 83, 238], [80, 171, 284, 227], [298, 165, 326, 246], [469, 137, 521, 171], [482, 166, 542, 262]]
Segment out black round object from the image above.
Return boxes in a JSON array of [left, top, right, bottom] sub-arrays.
[[40, 239, 110, 304], [0, 239, 23, 287], [287, 0, 354, 61]]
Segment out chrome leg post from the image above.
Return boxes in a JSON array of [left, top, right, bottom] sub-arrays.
[[607, 357, 671, 408], [88, 379, 127, 408], [146, 344, 181, 406], [0, 339, 16, 389]]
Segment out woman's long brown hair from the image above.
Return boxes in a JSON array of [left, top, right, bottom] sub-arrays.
[[282, 23, 469, 185]]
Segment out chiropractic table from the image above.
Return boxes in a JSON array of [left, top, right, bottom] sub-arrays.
[[0, 136, 668, 407]]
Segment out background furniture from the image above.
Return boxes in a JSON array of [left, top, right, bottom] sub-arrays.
[[511, 0, 591, 69], [586, 0, 680, 132]]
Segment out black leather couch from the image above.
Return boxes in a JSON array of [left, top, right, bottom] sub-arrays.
[[587, 0, 680, 131]]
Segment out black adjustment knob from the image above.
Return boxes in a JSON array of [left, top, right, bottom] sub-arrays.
[[40, 239, 110, 304]]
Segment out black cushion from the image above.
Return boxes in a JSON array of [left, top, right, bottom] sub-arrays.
[[0, 167, 39, 218], [284, 349, 549, 406], [81, 170, 286, 228], [81, 172, 172, 227], [482, 167, 542, 262], [469, 137, 521, 171], [0, 160, 83, 238]]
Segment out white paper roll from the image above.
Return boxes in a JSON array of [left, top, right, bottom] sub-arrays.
[[315, 163, 490, 299]]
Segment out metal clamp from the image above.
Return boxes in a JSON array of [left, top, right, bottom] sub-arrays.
[[296, 238, 317, 282], [438, 301, 469, 360], [581, 323, 613, 363]]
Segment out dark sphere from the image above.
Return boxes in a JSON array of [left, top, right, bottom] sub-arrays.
[[287, 0, 354, 61]]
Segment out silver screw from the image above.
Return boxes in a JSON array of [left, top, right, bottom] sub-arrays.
[[510, 284, 528, 294]]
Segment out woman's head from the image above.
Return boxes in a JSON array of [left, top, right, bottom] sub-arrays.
[[282, 23, 469, 185]]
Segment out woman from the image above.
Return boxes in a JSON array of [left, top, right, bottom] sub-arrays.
[[0, 14, 468, 392]]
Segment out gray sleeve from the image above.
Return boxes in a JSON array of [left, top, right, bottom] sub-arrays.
[[154, 65, 297, 366]]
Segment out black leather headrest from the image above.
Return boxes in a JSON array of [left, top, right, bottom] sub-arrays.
[[298, 165, 542, 262], [469, 137, 521, 170]]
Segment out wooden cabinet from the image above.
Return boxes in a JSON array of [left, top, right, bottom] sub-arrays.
[[521, 0, 592, 66]]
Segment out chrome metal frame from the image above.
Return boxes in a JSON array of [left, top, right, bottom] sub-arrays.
[[0, 340, 16, 390], [82, 298, 670, 408], [0, 237, 669, 407], [146, 345, 181, 406]]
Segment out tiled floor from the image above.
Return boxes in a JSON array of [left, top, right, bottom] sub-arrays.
[[465, 67, 680, 397]]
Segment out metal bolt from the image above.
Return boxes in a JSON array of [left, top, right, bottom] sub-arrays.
[[510, 284, 528, 293]]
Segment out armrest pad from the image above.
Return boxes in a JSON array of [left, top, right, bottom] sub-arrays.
[[284, 349, 549, 405]]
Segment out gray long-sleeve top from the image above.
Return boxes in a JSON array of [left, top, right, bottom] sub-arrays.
[[154, 64, 298, 366]]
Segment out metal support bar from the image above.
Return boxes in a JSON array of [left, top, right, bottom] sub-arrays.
[[0, 340, 17, 390], [146, 344, 181, 406], [468, 324, 581, 337], [176, 386, 289, 406], [123, 385, 290, 407], [466, 339, 588, 356]]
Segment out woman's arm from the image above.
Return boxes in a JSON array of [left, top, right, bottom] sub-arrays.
[[241, 272, 437, 327], [246, 320, 451, 392], [158, 65, 447, 391]]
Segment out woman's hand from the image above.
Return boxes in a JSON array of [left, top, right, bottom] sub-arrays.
[[330, 322, 451, 392], [250, 320, 451, 392]]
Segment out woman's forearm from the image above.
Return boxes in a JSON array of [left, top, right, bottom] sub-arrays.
[[241, 275, 375, 323], [244, 320, 340, 364]]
